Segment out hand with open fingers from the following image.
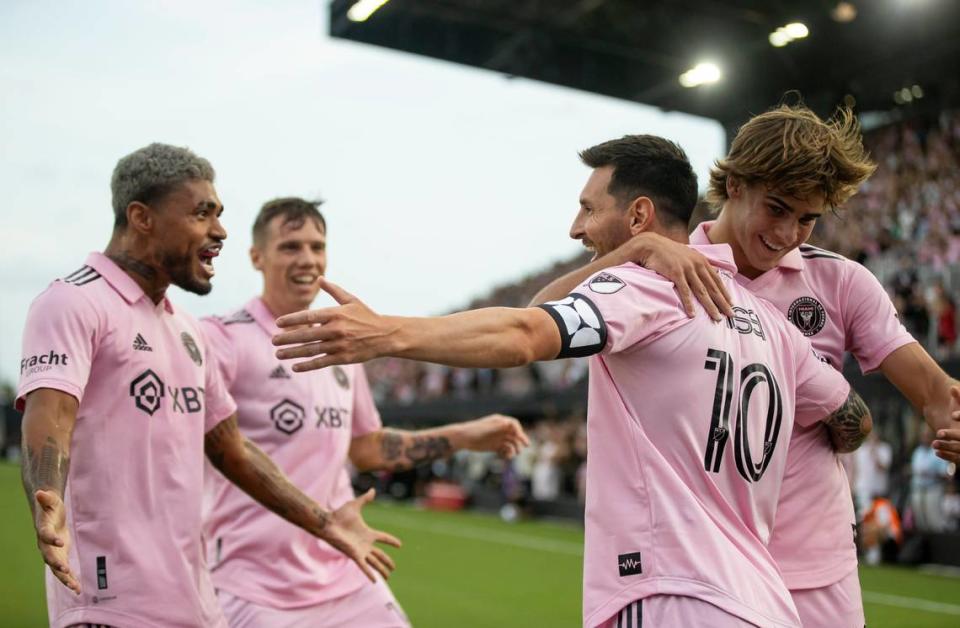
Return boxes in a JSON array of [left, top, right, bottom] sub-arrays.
[[932, 428, 960, 464], [272, 278, 394, 373], [460, 414, 531, 459], [627, 233, 734, 321], [320, 489, 402, 582], [34, 489, 81, 594]]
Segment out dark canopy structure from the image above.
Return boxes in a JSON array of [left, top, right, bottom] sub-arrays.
[[329, 0, 960, 130]]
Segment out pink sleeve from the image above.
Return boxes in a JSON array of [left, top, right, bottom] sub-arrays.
[[843, 261, 916, 373], [199, 323, 237, 433], [351, 365, 382, 438], [791, 329, 852, 427], [16, 284, 99, 411], [200, 318, 238, 389]]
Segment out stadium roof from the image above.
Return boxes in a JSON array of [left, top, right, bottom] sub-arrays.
[[329, 0, 960, 130]]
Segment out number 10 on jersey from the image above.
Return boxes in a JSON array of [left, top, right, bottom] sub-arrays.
[[703, 348, 784, 483]]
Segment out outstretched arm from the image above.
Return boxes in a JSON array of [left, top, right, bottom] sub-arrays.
[[823, 389, 873, 453], [273, 278, 561, 372], [349, 415, 530, 472], [20, 388, 81, 594], [205, 416, 400, 581], [880, 342, 960, 433], [530, 232, 733, 320]]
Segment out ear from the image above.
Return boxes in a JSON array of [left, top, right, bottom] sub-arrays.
[[726, 175, 742, 200], [250, 245, 264, 271], [628, 196, 655, 236], [125, 201, 153, 234]]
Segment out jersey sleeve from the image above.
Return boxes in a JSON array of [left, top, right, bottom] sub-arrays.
[[351, 365, 383, 438], [537, 267, 689, 358], [790, 327, 852, 427], [843, 261, 916, 373], [199, 317, 239, 389], [16, 284, 100, 411]]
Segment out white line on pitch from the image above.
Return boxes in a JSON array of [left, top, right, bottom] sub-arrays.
[[862, 591, 960, 616]]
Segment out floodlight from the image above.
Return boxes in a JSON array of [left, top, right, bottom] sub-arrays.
[[347, 0, 391, 22]]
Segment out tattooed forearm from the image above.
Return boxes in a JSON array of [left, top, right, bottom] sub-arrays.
[[206, 418, 330, 535], [824, 389, 873, 453], [379, 429, 452, 471], [22, 436, 70, 514]]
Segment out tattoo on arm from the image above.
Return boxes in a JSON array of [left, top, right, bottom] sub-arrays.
[[22, 436, 70, 518], [824, 390, 872, 453], [206, 418, 330, 534], [379, 429, 452, 472]]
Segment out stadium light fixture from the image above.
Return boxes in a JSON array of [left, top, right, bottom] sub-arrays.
[[679, 62, 722, 88], [769, 22, 809, 47], [831, 2, 857, 23], [347, 0, 391, 22]]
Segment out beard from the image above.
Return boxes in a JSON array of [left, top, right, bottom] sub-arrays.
[[162, 250, 212, 296]]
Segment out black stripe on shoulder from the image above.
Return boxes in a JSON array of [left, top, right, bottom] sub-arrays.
[[61, 265, 102, 286], [801, 252, 844, 261], [219, 309, 255, 325]]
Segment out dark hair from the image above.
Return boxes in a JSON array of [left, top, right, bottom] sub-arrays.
[[252, 197, 326, 247], [111, 143, 215, 229], [579, 135, 698, 228]]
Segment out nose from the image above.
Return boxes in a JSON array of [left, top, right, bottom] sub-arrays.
[[211, 214, 227, 241], [569, 214, 585, 241], [773, 219, 798, 245]]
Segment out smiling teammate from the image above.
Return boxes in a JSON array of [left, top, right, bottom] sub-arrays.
[[201, 197, 528, 627]]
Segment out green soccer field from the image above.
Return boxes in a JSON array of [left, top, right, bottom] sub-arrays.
[[2, 462, 959, 627]]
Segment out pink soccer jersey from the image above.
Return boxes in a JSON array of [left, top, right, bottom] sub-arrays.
[[16, 253, 236, 628], [691, 221, 915, 589], [201, 297, 382, 609], [537, 245, 851, 628]]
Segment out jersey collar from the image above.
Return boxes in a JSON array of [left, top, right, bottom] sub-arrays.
[[690, 221, 804, 272], [246, 296, 281, 335], [86, 252, 175, 313]]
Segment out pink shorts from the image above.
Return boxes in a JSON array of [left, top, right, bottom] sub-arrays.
[[217, 579, 410, 628], [790, 568, 864, 628], [598, 596, 762, 628]]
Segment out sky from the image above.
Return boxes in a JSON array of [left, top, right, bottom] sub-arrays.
[[0, 0, 725, 386]]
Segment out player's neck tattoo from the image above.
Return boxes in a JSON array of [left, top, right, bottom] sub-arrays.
[[106, 251, 168, 303]]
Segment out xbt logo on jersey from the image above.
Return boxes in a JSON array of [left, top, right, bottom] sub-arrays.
[[129, 369, 205, 417], [268, 398, 350, 435]]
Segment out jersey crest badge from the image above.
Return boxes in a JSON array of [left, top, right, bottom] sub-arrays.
[[588, 272, 626, 294], [181, 332, 203, 366], [787, 296, 826, 336], [332, 366, 350, 390]]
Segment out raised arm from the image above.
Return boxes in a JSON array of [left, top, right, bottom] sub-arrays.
[[823, 388, 873, 453], [273, 278, 561, 372], [530, 232, 733, 320], [204, 416, 400, 581], [349, 414, 530, 472], [879, 342, 960, 433], [20, 388, 81, 594]]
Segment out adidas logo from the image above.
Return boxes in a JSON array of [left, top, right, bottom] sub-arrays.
[[269, 365, 291, 379], [133, 333, 153, 352]]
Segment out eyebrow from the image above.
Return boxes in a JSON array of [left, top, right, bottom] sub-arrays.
[[768, 194, 821, 220], [195, 200, 223, 211]]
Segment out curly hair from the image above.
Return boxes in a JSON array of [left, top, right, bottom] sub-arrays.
[[110, 143, 215, 228], [707, 105, 876, 210]]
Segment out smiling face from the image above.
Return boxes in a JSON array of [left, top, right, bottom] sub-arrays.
[[251, 214, 327, 315], [150, 178, 225, 295], [711, 179, 824, 278], [569, 166, 634, 260]]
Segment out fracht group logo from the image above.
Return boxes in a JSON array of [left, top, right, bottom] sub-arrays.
[[21, 350, 69, 376]]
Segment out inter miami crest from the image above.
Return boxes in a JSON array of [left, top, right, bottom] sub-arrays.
[[588, 272, 626, 294], [787, 296, 826, 336], [181, 332, 203, 366]]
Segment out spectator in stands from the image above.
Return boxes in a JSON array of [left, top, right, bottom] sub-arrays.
[[861, 496, 902, 566], [910, 425, 952, 532], [854, 430, 893, 514]]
